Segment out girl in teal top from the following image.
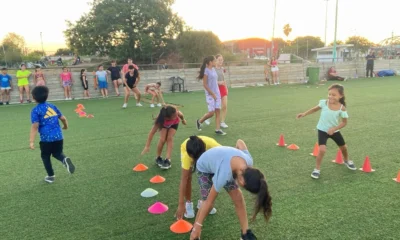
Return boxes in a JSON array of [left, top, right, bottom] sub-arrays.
[[296, 84, 356, 179]]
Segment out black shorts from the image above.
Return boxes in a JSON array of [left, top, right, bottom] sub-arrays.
[[318, 130, 345, 146], [111, 77, 120, 81], [82, 81, 88, 90], [163, 123, 179, 130], [123, 84, 136, 89]]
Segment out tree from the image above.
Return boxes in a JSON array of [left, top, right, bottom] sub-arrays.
[[328, 40, 344, 46], [23, 51, 45, 62], [54, 48, 72, 56], [177, 31, 222, 63], [1, 33, 26, 53], [283, 24, 292, 40], [288, 36, 324, 59], [64, 0, 185, 62], [272, 38, 286, 54], [345, 36, 375, 54]]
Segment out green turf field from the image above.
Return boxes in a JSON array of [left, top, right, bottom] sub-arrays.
[[1, 77, 399, 240]]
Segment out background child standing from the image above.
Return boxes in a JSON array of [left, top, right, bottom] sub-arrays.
[[29, 86, 75, 183], [80, 69, 90, 99], [60, 67, 73, 100], [34, 66, 46, 86], [96, 65, 109, 98], [16, 64, 32, 103], [0, 68, 12, 105], [296, 84, 356, 179]]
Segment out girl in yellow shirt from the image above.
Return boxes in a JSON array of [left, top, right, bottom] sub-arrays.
[[175, 135, 221, 219], [16, 64, 32, 103]]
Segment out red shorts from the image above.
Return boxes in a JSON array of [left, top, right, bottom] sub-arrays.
[[218, 85, 228, 97]]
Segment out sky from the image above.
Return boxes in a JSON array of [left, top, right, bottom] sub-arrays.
[[0, 0, 398, 53]]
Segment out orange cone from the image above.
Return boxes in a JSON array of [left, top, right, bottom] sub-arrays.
[[309, 143, 319, 156], [170, 219, 193, 234], [133, 163, 148, 172], [287, 144, 299, 150], [276, 134, 287, 147], [150, 175, 166, 183], [393, 170, 400, 183], [359, 156, 375, 172], [331, 149, 344, 164]]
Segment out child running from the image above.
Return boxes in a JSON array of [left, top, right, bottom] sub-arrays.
[[195, 55, 226, 135], [80, 69, 90, 99], [189, 141, 272, 240], [0, 68, 12, 105], [175, 136, 221, 219], [29, 86, 75, 183], [122, 65, 142, 108], [296, 84, 356, 179], [145, 82, 165, 107], [33, 66, 46, 86], [60, 67, 73, 100], [141, 105, 186, 169], [95, 65, 109, 98]]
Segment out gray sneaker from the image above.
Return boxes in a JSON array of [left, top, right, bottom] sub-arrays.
[[344, 160, 357, 170], [45, 176, 55, 183], [160, 159, 171, 170], [311, 169, 320, 179], [215, 130, 226, 135], [63, 157, 75, 174], [196, 119, 202, 131]]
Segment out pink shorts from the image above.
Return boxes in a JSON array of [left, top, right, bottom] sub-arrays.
[[63, 80, 72, 87], [206, 95, 221, 112]]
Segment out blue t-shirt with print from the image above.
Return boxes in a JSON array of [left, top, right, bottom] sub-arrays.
[[0, 74, 12, 88], [31, 102, 64, 142]]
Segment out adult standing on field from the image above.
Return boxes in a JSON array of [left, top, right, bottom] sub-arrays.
[[366, 51, 375, 78]]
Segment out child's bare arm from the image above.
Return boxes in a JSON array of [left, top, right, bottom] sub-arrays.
[[142, 124, 159, 155], [177, 111, 186, 125], [29, 123, 39, 149], [297, 105, 321, 119], [59, 116, 68, 129]]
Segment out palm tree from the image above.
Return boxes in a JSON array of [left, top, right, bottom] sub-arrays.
[[283, 24, 292, 50]]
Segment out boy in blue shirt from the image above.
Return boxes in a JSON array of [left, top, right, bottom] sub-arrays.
[[0, 67, 12, 105], [29, 86, 75, 183]]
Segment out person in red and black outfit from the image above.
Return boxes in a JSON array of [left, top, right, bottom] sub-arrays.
[[327, 67, 346, 81]]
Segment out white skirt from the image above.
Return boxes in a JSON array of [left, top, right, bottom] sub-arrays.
[[271, 66, 279, 72]]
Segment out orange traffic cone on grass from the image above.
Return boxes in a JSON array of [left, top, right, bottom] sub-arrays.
[[393, 170, 400, 183], [310, 143, 319, 156], [331, 149, 344, 164], [359, 156, 375, 172], [276, 134, 287, 147], [170, 219, 193, 234], [150, 175, 166, 183], [133, 163, 148, 172], [287, 144, 299, 150]]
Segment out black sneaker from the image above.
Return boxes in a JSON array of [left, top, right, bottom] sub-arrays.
[[44, 175, 55, 183], [241, 229, 257, 240], [63, 157, 75, 174], [155, 156, 163, 167], [215, 130, 227, 135], [196, 119, 202, 131], [0, 102, 3, 105], [160, 159, 171, 170], [6, 102, 9, 105]]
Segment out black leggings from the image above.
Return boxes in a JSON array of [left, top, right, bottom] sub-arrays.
[[40, 140, 66, 176], [318, 130, 345, 146], [366, 64, 374, 77]]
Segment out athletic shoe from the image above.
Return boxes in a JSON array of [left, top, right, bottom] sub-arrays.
[[241, 229, 257, 240], [150, 104, 155, 108], [311, 169, 320, 179], [122, 103, 127, 109], [157, 103, 162, 107], [215, 130, 226, 135], [184, 202, 195, 219], [160, 159, 171, 169], [6, 102, 9, 105], [136, 103, 143, 107], [196, 119, 202, 131], [204, 119, 211, 125], [155, 156, 163, 167], [344, 160, 357, 170], [63, 157, 75, 174], [45, 175, 55, 183], [220, 122, 228, 128], [197, 200, 217, 215]]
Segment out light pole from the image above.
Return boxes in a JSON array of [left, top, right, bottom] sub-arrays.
[[2, 45, 7, 67], [324, 0, 329, 46], [40, 32, 45, 56], [271, 0, 277, 58], [332, 0, 339, 62]]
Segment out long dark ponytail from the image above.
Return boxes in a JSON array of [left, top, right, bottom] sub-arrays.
[[197, 56, 215, 80], [328, 84, 346, 106], [242, 168, 272, 222], [155, 105, 177, 129], [186, 136, 206, 172]]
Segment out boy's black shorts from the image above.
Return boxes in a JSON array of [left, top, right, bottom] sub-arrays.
[[318, 130, 345, 146], [40, 140, 64, 158]]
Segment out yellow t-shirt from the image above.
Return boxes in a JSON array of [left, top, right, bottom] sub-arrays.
[[16, 70, 31, 86], [180, 136, 221, 170]]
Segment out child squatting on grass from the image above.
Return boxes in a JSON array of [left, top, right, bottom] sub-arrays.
[[141, 105, 186, 169], [296, 83, 357, 179], [29, 86, 75, 183]]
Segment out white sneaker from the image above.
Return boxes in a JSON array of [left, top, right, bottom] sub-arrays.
[[157, 103, 162, 107], [122, 103, 127, 109], [197, 200, 217, 215], [150, 104, 155, 108], [204, 119, 211, 125], [184, 202, 195, 219], [65, 98, 68, 101], [136, 103, 143, 107], [220, 122, 228, 128]]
